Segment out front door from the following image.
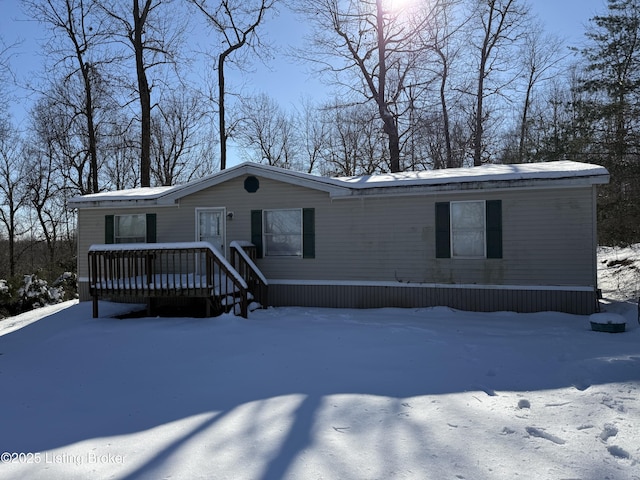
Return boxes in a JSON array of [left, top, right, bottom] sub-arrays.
[[196, 208, 226, 254]]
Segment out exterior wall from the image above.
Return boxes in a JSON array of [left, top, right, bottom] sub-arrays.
[[180, 176, 598, 287], [76, 174, 600, 314]]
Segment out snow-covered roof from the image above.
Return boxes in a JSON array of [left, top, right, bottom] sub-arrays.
[[335, 161, 608, 187], [75, 185, 174, 202], [68, 161, 609, 208]]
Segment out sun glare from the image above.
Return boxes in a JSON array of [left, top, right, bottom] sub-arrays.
[[387, 0, 415, 12]]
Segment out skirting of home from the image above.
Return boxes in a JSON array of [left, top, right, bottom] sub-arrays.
[[79, 278, 597, 315], [267, 281, 597, 315]]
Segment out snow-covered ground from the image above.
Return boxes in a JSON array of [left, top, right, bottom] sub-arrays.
[[0, 249, 639, 479], [598, 244, 640, 301]]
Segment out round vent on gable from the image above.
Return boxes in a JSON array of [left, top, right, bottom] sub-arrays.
[[244, 176, 260, 193]]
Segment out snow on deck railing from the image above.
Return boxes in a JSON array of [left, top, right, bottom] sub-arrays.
[[88, 242, 249, 318], [89, 242, 247, 289], [229, 241, 268, 285]]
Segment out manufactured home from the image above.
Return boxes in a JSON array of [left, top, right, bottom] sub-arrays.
[[68, 161, 609, 316]]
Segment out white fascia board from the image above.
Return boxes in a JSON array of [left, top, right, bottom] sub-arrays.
[[68, 198, 177, 209]]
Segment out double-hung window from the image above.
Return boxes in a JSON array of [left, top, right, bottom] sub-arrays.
[[435, 200, 502, 259], [114, 214, 147, 243], [251, 208, 315, 258], [263, 209, 303, 256], [450, 201, 486, 258], [104, 214, 157, 244]]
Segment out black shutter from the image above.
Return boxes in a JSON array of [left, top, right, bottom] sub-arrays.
[[435, 202, 451, 258], [251, 210, 263, 258], [146, 213, 157, 243], [105, 215, 114, 244], [302, 208, 315, 258], [486, 200, 502, 259]]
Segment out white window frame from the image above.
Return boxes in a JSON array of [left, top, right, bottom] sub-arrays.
[[263, 208, 303, 257], [114, 214, 147, 244], [450, 200, 486, 259]]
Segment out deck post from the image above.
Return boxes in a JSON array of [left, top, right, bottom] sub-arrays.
[[90, 252, 99, 318], [239, 288, 248, 318]]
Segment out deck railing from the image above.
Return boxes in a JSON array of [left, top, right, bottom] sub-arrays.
[[88, 242, 249, 318], [230, 241, 269, 308]]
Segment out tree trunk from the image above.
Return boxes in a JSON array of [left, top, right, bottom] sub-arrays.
[[385, 126, 400, 172], [375, 0, 400, 173], [434, 47, 453, 168], [8, 211, 16, 277], [518, 73, 534, 163], [474, 58, 486, 167], [474, 0, 518, 167], [81, 62, 99, 192], [134, 0, 152, 187], [218, 52, 227, 170]]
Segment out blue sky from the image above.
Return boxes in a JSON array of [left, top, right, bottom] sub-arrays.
[[1, 0, 606, 131]]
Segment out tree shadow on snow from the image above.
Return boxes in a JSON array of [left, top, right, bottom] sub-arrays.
[[0, 301, 639, 479]]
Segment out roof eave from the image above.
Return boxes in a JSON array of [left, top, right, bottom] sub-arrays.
[[67, 197, 172, 209], [67, 162, 610, 207], [329, 173, 610, 198]]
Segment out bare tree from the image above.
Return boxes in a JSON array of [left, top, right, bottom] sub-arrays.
[[317, 100, 385, 176], [24, 0, 109, 193], [29, 84, 105, 196], [0, 37, 19, 113], [415, 0, 467, 168], [296, 0, 441, 172], [237, 93, 298, 168], [297, 98, 331, 174], [102, 114, 140, 190], [469, 0, 528, 166], [25, 118, 64, 273], [189, 0, 276, 170], [98, 0, 185, 187], [516, 24, 566, 162], [0, 120, 28, 277], [150, 92, 208, 185]]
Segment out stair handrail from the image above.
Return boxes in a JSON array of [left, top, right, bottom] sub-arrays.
[[230, 240, 269, 308], [88, 242, 249, 318]]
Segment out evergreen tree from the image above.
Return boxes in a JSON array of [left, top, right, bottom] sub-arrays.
[[579, 0, 640, 244]]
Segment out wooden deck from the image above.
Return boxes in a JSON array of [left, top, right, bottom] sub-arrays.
[[88, 242, 267, 318]]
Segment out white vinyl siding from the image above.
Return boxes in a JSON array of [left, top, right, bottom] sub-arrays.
[[75, 179, 598, 296]]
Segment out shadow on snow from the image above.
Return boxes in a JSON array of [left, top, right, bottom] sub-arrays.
[[0, 300, 638, 479]]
